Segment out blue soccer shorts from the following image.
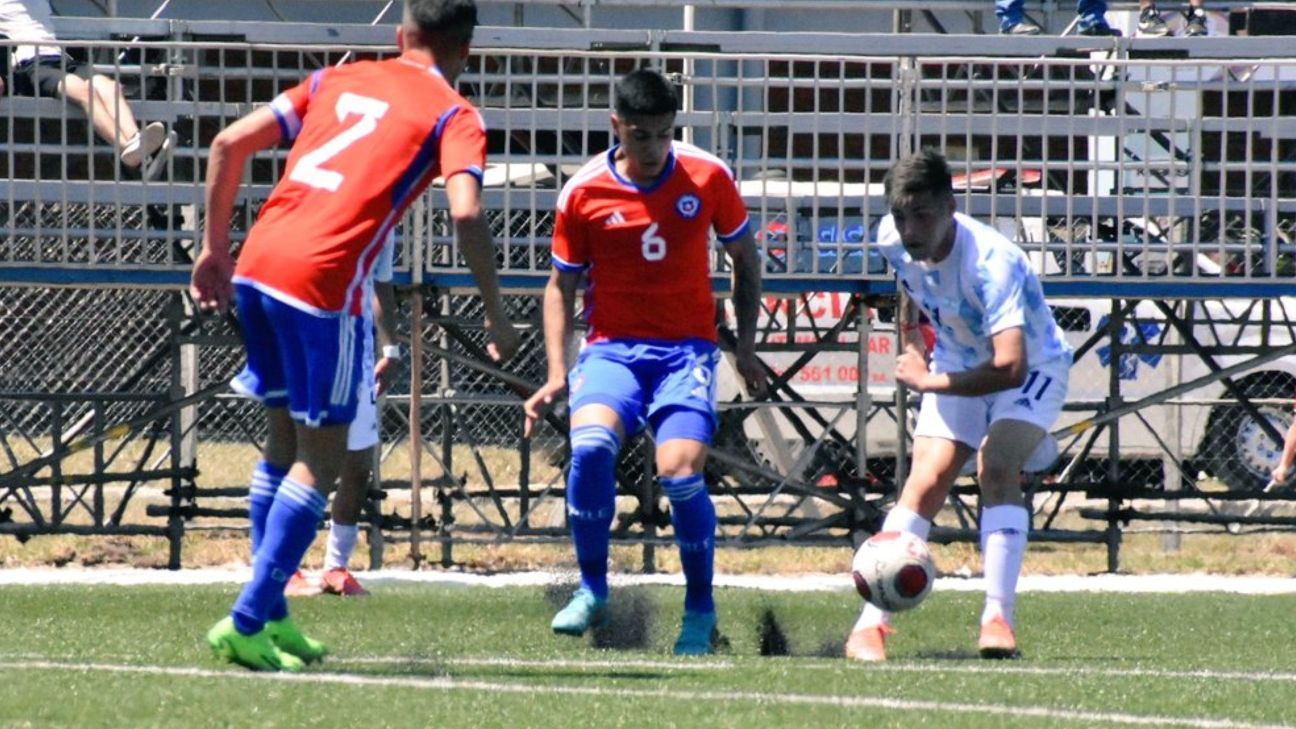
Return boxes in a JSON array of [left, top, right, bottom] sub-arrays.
[[567, 339, 720, 443], [230, 282, 364, 428]]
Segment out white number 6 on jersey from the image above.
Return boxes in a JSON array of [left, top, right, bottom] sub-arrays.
[[290, 92, 390, 192], [641, 222, 667, 261]]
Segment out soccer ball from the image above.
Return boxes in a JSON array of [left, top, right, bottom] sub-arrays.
[[851, 530, 936, 612]]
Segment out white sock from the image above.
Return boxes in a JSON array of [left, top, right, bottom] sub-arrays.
[[881, 505, 932, 540], [853, 506, 933, 631], [979, 504, 1029, 627], [324, 522, 359, 571]]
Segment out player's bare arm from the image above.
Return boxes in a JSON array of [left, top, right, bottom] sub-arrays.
[[373, 280, 399, 395], [896, 326, 1028, 396], [898, 295, 928, 358], [523, 268, 580, 437], [1273, 418, 1296, 485], [723, 230, 768, 397], [446, 172, 520, 362], [190, 106, 283, 312]]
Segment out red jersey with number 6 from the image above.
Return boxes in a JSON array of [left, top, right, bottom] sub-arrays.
[[232, 52, 485, 315], [552, 142, 750, 343]]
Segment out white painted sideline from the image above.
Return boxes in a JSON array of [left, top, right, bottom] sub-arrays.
[[0, 659, 1287, 729], [0, 567, 1292, 594]]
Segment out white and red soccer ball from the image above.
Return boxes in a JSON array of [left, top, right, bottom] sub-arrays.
[[851, 530, 936, 612]]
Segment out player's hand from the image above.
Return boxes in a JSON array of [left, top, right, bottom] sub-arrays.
[[375, 355, 396, 396], [1272, 463, 1290, 486], [485, 319, 521, 362], [895, 350, 931, 392], [523, 378, 567, 438], [190, 248, 234, 313], [735, 347, 768, 399]]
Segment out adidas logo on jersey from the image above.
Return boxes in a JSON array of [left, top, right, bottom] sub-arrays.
[[605, 210, 626, 226], [1013, 397, 1034, 410]]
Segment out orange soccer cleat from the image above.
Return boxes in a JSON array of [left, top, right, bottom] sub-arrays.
[[844, 623, 894, 663], [319, 567, 370, 597], [978, 615, 1021, 660], [283, 569, 321, 597]]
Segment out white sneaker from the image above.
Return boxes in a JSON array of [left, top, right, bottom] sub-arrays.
[[120, 121, 168, 169]]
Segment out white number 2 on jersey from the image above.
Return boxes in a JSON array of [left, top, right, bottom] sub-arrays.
[[289, 92, 390, 192], [641, 222, 667, 261]]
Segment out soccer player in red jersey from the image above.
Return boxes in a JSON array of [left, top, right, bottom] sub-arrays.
[[524, 68, 766, 655], [190, 0, 518, 672]]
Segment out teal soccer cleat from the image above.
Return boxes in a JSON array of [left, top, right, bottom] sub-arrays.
[[673, 610, 718, 656], [551, 587, 608, 636]]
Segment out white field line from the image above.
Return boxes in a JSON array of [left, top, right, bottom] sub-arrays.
[[803, 660, 1296, 684], [0, 568, 1294, 594], [7, 652, 1291, 686], [345, 654, 1296, 685], [0, 658, 1287, 729], [344, 655, 734, 671]]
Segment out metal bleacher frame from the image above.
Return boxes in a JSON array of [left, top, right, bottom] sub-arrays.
[[4, 14, 1296, 570]]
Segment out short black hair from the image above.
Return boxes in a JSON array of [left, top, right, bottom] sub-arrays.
[[614, 68, 679, 118], [884, 149, 954, 207], [404, 0, 477, 47]]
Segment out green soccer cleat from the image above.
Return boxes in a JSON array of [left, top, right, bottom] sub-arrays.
[[266, 616, 328, 664], [205, 616, 304, 672], [673, 610, 718, 656], [550, 587, 608, 636]]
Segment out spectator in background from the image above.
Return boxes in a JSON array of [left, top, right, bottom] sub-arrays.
[[1000, 0, 1211, 37], [1137, 0, 1211, 37], [997, 0, 1119, 36], [0, 0, 170, 174]]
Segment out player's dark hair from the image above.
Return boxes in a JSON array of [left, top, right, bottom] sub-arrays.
[[884, 149, 954, 207], [614, 68, 679, 118], [404, 0, 477, 47]]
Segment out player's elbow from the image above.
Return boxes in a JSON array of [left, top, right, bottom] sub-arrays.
[[449, 204, 484, 227], [209, 127, 256, 165]]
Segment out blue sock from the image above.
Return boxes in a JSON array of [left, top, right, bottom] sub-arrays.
[[566, 425, 620, 600], [231, 477, 325, 634], [248, 460, 289, 621], [662, 474, 715, 615], [248, 460, 287, 554]]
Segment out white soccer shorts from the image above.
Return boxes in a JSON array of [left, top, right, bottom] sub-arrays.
[[914, 354, 1070, 449]]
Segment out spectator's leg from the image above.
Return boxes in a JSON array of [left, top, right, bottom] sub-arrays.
[[58, 73, 137, 149], [1183, 0, 1208, 36], [995, 0, 1024, 32], [1075, 0, 1110, 31]]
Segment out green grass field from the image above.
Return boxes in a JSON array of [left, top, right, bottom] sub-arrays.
[[0, 581, 1291, 728]]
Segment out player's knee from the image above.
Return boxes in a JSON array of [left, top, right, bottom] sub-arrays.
[[978, 453, 1022, 491], [656, 455, 702, 480], [654, 409, 711, 477]]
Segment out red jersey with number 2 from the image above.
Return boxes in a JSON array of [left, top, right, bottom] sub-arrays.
[[552, 142, 750, 343], [233, 53, 485, 315]]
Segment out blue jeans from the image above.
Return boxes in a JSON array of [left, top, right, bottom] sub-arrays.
[[995, 0, 1109, 32]]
